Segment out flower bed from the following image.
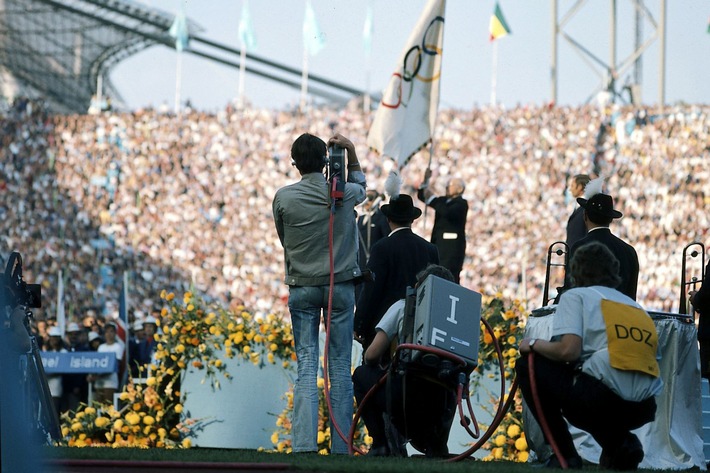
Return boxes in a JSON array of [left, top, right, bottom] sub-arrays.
[[60, 290, 528, 459], [60, 290, 295, 448], [475, 295, 528, 462]]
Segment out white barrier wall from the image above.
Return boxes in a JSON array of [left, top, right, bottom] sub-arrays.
[[182, 342, 498, 455], [182, 356, 293, 449]]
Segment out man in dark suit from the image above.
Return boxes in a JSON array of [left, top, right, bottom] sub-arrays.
[[417, 169, 468, 283], [562, 192, 640, 300], [690, 259, 710, 385], [358, 190, 390, 263], [566, 174, 591, 247], [355, 193, 439, 349]]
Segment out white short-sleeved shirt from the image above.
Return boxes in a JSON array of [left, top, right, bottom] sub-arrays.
[[94, 341, 124, 389], [554, 285, 663, 402], [375, 299, 406, 343], [45, 348, 67, 397]]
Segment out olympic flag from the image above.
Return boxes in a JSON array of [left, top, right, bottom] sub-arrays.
[[367, 0, 446, 168]]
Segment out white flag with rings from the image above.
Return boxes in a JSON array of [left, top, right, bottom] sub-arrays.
[[367, 0, 446, 168]]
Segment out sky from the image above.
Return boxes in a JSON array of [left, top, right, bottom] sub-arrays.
[[110, 0, 710, 112]]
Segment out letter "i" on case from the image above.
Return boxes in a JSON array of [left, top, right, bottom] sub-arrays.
[[447, 295, 460, 324]]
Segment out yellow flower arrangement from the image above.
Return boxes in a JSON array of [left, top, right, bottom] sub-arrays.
[[60, 290, 296, 448], [473, 295, 528, 462]]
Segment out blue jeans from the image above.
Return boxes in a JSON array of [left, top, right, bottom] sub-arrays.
[[288, 283, 354, 454]]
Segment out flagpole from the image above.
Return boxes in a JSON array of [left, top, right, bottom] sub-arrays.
[[238, 46, 247, 110], [364, 63, 371, 114], [96, 74, 103, 109], [300, 48, 309, 113], [363, 2, 373, 114], [490, 40, 498, 106], [120, 271, 130, 388], [57, 270, 65, 338], [175, 50, 183, 115]]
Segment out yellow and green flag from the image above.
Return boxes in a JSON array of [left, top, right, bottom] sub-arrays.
[[489, 2, 511, 42]]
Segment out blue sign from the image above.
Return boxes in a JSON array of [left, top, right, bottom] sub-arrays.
[[40, 352, 117, 374]]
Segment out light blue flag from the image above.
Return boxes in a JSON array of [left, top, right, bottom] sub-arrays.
[[169, 10, 189, 52], [363, 5, 373, 58], [303, 0, 325, 56], [238, 1, 257, 51]]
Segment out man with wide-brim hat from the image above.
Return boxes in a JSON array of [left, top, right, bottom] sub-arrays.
[[380, 194, 422, 223], [560, 179, 639, 300], [577, 193, 623, 220], [355, 172, 439, 349]]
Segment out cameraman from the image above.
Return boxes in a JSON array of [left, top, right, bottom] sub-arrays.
[[353, 264, 458, 458], [273, 132, 366, 454]]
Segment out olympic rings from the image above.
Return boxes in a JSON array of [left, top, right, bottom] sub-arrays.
[[381, 72, 403, 109], [379, 15, 445, 109]]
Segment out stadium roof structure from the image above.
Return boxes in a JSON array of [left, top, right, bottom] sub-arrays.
[[0, 0, 202, 113], [0, 0, 368, 114]]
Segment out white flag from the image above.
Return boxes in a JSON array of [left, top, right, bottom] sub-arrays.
[[367, 0, 446, 168], [239, 0, 257, 51], [303, 1, 325, 56]]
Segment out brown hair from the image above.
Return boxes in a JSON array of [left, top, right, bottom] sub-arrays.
[[569, 241, 622, 288]]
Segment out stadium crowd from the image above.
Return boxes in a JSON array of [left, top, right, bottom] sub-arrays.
[[1, 97, 708, 343]]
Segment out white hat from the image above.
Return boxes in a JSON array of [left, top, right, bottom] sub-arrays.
[[144, 315, 157, 326], [133, 320, 144, 331], [48, 326, 62, 337], [88, 332, 101, 343], [67, 322, 81, 332]]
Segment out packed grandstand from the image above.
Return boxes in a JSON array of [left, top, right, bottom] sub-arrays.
[[1, 97, 708, 333]]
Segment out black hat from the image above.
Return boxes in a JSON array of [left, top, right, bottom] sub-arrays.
[[380, 194, 422, 222], [577, 193, 623, 219]]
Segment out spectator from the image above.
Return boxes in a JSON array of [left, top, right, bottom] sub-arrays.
[[0, 99, 707, 333], [88, 331, 102, 351], [42, 326, 67, 414], [62, 322, 89, 412], [87, 322, 123, 405], [135, 316, 158, 370]]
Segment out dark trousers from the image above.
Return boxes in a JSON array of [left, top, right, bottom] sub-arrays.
[[353, 364, 391, 449], [515, 354, 656, 460], [353, 363, 457, 455]]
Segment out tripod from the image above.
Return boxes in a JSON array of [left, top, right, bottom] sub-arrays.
[[19, 307, 62, 444]]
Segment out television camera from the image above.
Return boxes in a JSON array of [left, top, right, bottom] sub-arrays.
[[2, 251, 42, 310], [326, 145, 346, 206], [0, 250, 60, 445]]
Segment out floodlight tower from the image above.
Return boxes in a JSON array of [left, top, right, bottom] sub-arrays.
[[550, 0, 667, 106]]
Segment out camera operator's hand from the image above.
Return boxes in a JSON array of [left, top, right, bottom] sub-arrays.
[[327, 134, 359, 167]]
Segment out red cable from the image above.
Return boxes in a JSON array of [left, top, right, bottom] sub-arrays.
[[528, 352, 568, 469], [322, 176, 367, 455], [447, 317, 515, 462], [458, 382, 480, 439]]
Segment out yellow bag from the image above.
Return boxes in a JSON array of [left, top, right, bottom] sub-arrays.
[[601, 299, 659, 377]]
